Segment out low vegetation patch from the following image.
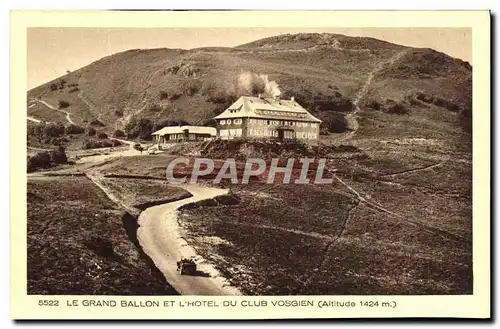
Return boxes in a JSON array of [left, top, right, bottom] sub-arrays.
[[169, 138, 363, 161], [81, 138, 122, 149], [97, 177, 192, 210], [58, 100, 70, 109], [364, 98, 408, 115], [27, 147, 68, 172], [27, 176, 178, 295]]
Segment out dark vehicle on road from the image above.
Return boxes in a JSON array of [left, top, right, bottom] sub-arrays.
[[133, 143, 144, 152], [177, 258, 197, 275]]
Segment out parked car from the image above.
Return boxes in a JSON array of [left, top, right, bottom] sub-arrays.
[[176, 258, 197, 275]]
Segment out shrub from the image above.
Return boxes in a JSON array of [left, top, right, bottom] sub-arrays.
[[113, 129, 125, 138], [114, 109, 124, 117], [27, 152, 51, 172], [43, 122, 65, 138], [27, 147, 67, 172], [49, 83, 58, 91], [89, 119, 105, 127], [58, 100, 70, 109], [365, 100, 381, 111], [97, 132, 108, 139], [49, 146, 68, 164], [84, 237, 114, 258], [149, 104, 162, 112], [124, 117, 154, 140], [181, 80, 201, 96], [64, 124, 84, 134], [415, 92, 434, 103], [82, 139, 111, 149], [85, 126, 97, 136], [459, 108, 472, 133], [383, 100, 408, 115], [168, 93, 181, 101], [48, 137, 67, 146], [112, 139, 123, 147], [320, 112, 349, 133], [159, 91, 169, 100]]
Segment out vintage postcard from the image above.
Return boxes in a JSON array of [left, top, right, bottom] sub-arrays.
[[10, 10, 490, 319]]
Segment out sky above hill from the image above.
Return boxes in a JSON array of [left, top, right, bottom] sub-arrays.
[[27, 27, 471, 90]]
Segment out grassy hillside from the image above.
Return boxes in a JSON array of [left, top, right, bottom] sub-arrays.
[[27, 33, 472, 139]]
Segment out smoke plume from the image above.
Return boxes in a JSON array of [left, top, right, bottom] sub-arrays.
[[237, 71, 282, 98]]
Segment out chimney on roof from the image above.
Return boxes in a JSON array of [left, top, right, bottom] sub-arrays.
[[291, 96, 295, 101], [258, 94, 262, 99]]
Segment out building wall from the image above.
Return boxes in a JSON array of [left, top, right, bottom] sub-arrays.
[[217, 118, 247, 139], [217, 117, 320, 140], [156, 133, 213, 143]]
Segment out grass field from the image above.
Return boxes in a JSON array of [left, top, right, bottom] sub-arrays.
[[27, 176, 177, 295], [97, 177, 192, 210], [179, 176, 472, 295], [99, 154, 172, 179]]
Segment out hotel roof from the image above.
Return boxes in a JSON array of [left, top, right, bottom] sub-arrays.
[[213, 96, 322, 123], [151, 125, 217, 136]]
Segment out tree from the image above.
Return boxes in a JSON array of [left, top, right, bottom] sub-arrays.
[[97, 132, 108, 139], [85, 126, 97, 136], [43, 122, 65, 137], [124, 118, 154, 140], [58, 100, 70, 109], [113, 129, 125, 138]]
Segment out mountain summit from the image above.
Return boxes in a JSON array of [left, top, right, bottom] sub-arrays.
[[27, 33, 472, 137]]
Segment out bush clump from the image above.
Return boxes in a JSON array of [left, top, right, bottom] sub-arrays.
[[365, 98, 408, 115], [89, 119, 105, 127], [124, 117, 154, 140], [64, 124, 84, 135], [97, 132, 108, 139], [58, 100, 70, 109], [85, 126, 97, 136], [383, 99, 408, 115], [159, 91, 169, 100], [81, 139, 122, 150], [113, 130, 125, 138], [149, 104, 163, 112], [27, 146, 68, 172], [84, 237, 115, 258], [320, 112, 349, 133]]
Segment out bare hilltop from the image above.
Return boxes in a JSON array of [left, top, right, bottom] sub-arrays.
[[27, 33, 472, 138]]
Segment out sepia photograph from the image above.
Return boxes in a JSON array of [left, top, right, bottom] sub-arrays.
[[10, 10, 490, 320]]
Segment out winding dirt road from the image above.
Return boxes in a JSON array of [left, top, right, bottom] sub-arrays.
[[27, 116, 42, 123], [34, 98, 77, 125], [77, 145, 241, 295], [137, 184, 242, 295]]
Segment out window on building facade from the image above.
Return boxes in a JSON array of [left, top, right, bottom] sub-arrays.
[[227, 119, 232, 124], [220, 120, 226, 125]]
